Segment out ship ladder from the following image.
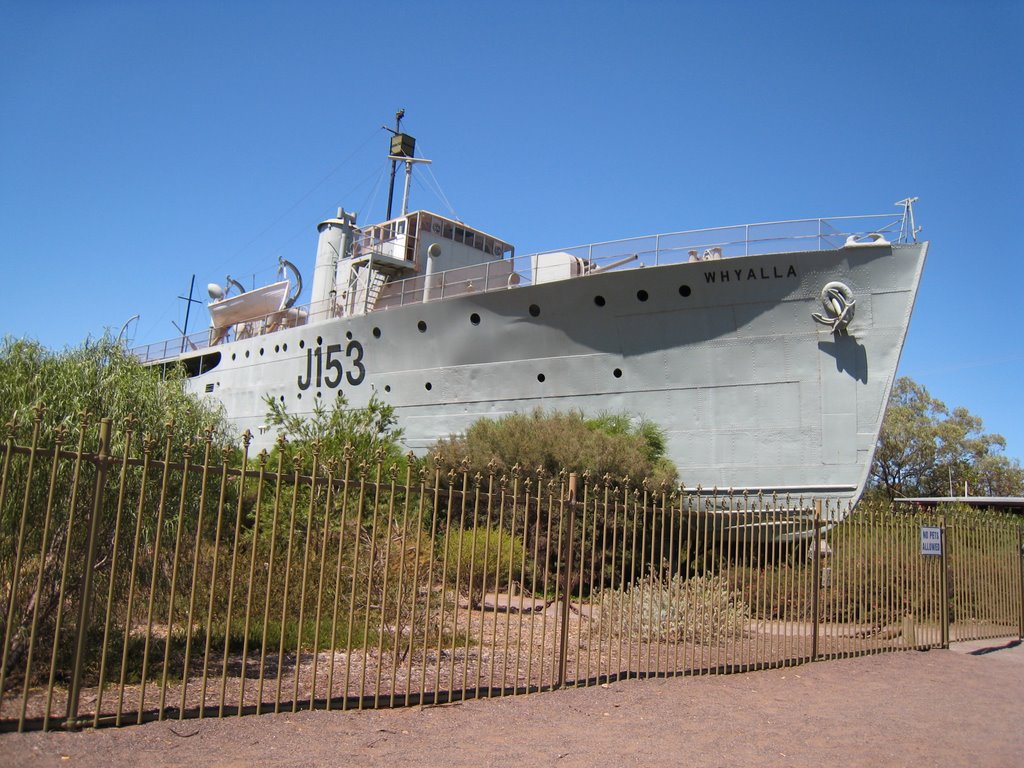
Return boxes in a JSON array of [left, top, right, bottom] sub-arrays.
[[364, 269, 388, 313]]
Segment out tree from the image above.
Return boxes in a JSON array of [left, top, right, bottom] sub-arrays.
[[868, 377, 1024, 500]]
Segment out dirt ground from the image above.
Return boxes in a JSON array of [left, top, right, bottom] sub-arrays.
[[3, 639, 1022, 768]]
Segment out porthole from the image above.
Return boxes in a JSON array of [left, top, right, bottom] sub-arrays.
[[425, 382, 432, 391], [317, 335, 323, 346], [529, 304, 540, 317], [316, 391, 322, 398], [537, 373, 546, 383], [613, 368, 623, 378], [231, 353, 237, 361], [679, 284, 692, 297], [259, 348, 265, 356], [299, 340, 305, 349], [594, 295, 606, 307], [279, 395, 285, 402], [282, 343, 288, 351], [417, 320, 427, 333], [244, 350, 250, 358], [373, 327, 382, 339], [470, 313, 481, 326], [297, 392, 302, 399], [274, 344, 280, 353], [346, 331, 353, 340], [384, 385, 391, 393], [637, 289, 649, 302]]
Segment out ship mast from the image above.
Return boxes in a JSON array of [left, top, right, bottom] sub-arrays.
[[383, 110, 430, 218], [384, 109, 405, 221]]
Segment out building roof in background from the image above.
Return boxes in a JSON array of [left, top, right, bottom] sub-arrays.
[[900, 497, 1024, 513]]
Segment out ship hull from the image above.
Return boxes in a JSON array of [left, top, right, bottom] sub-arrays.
[[182, 241, 927, 502]]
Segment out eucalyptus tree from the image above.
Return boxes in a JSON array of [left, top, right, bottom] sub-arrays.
[[868, 377, 1024, 500]]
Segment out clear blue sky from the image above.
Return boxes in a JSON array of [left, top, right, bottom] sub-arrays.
[[2, 1, 1022, 460]]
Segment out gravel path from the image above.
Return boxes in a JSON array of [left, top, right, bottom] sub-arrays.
[[4, 639, 1022, 767]]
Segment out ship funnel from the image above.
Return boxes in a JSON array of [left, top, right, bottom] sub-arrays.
[[310, 208, 357, 320]]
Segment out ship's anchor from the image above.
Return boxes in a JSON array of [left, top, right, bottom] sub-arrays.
[[812, 281, 856, 333]]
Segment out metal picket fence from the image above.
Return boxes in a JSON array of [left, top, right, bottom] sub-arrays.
[[1, 413, 1021, 732]]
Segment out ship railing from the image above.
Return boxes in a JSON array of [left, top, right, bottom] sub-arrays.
[[378, 211, 909, 300], [523, 211, 909, 276], [130, 212, 909, 363], [131, 328, 216, 365]]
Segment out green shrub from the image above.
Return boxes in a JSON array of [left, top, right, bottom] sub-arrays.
[[0, 334, 229, 449], [262, 391, 406, 474], [428, 409, 677, 487], [0, 335, 231, 688], [441, 526, 527, 598]]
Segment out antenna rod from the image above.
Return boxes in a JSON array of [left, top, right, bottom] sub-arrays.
[[177, 274, 201, 354], [385, 109, 404, 220]]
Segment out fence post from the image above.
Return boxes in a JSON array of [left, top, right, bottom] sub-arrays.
[[556, 473, 577, 689], [1018, 524, 1023, 642], [940, 514, 949, 648], [0, 410, 42, 722], [810, 500, 821, 662], [65, 418, 112, 730]]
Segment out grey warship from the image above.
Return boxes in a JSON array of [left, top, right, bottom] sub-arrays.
[[134, 126, 928, 507]]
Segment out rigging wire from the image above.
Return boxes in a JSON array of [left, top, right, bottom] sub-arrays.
[[209, 127, 381, 275], [359, 165, 388, 223], [414, 141, 460, 220], [142, 129, 386, 343], [204, 161, 390, 310], [143, 128, 465, 343], [137, 300, 176, 347], [262, 160, 388, 260]]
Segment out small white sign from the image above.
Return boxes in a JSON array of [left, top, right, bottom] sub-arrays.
[[920, 526, 943, 556]]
